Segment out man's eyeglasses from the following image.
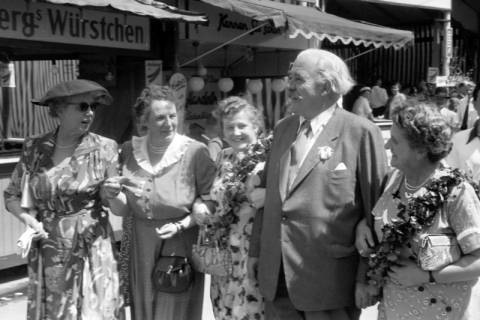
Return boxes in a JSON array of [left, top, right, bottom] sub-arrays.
[[71, 102, 101, 112]]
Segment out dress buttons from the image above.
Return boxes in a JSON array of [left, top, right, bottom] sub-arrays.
[[445, 306, 452, 312], [417, 286, 424, 292], [430, 298, 437, 304]]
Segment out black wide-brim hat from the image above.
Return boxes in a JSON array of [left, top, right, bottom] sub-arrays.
[[32, 79, 112, 106]]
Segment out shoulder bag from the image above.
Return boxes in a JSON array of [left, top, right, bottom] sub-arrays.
[[152, 236, 194, 293]]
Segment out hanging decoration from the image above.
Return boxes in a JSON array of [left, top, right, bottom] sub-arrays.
[[218, 78, 234, 93], [197, 64, 208, 77], [188, 77, 205, 92], [189, 41, 205, 92], [247, 79, 263, 94], [271, 78, 286, 92], [218, 46, 233, 97]]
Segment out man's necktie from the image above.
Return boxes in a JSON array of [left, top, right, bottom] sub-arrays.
[[288, 120, 311, 190], [461, 94, 471, 130]]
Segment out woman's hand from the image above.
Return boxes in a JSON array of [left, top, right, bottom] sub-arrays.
[[247, 188, 266, 209], [245, 173, 261, 192], [101, 176, 124, 199], [388, 258, 428, 287], [355, 218, 374, 257], [192, 200, 212, 225], [21, 212, 48, 240], [156, 223, 180, 239]]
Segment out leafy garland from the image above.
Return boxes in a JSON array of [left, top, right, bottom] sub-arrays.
[[366, 167, 480, 289], [212, 134, 273, 229]]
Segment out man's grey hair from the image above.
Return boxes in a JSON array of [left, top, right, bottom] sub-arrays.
[[298, 49, 355, 95]]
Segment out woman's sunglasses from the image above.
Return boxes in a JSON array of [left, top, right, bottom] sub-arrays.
[[71, 102, 101, 112]]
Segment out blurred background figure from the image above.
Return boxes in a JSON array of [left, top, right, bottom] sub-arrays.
[[446, 86, 480, 182], [370, 78, 389, 117], [204, 114, 225, 161], [384, 82, 407, 119], [188, 122, 209, 145], [434, 87, 458, 130], [457, 80, 477, 130], [352, 86, 374, 120]]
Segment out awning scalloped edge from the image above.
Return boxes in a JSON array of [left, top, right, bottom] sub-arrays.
[[289, 29, 413, 50]]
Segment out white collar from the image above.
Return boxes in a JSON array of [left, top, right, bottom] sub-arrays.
[[299, 102, 338, 136], [131, 133, 192, 175]]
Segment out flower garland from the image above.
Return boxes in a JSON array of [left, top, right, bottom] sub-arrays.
[[215, 134, 273, 228], [366, 167, 480, 290]]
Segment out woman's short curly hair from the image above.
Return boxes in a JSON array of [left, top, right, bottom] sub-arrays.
[[47, 97, 68, 117], [213, 96, 264, 134], [133, 85, 176, 122], [390, 100, 453, 163]]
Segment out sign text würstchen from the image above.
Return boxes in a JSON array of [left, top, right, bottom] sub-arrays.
[[0, 0, 150, 50]]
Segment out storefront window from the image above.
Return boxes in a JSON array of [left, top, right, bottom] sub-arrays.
[[0, 59, 79, 154]]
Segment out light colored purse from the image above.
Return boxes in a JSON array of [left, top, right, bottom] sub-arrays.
[[191, 227, 233, 277], [417, 234, 461, 271]]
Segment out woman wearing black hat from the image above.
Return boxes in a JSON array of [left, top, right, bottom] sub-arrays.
[[4, 79, 124, 319]]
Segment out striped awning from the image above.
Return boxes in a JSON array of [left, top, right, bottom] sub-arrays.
[[200, 0, 414, 49], [43, 0, 208, 23]]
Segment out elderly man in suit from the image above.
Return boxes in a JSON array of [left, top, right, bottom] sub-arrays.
[[248, 49, 388, 320]]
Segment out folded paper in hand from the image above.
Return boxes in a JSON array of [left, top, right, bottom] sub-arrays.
[[17, 223, 43, 258]]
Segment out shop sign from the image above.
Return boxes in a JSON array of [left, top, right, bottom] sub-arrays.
[[182, 1, 309, 50], [436, 75, 459, 87], [446, 27, 453, 58], [0, 0, 150, 50]]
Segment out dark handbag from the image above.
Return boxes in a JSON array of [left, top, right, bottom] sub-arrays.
[[152, 237, 194, 293]]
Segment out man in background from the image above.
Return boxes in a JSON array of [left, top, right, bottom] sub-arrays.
[[369, 78, 388, 117]]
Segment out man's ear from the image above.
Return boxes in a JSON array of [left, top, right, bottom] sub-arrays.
[[319, 80, 332, 95]]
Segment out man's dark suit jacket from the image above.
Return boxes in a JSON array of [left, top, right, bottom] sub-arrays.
[[250, 108, 388, 311]]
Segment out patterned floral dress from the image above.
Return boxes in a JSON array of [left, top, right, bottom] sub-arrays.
[[373, 168, 480, 320], [4, 129, 123, 320], [209, 148, 265, 320]]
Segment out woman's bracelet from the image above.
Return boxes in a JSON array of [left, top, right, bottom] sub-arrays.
[[175, 222, 185, 233]]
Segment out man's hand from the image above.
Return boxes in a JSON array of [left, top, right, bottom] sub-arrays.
[[355, 218, 374, 257], [247, 257, 259, 282], [355, 282, 378, 309]]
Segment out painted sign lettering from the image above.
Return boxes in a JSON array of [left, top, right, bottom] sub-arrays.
[[1, 0, 150, 50]]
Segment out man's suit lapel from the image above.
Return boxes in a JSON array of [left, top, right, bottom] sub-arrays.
[[278, 117, 300, 202], [289, 109, 344, 194]]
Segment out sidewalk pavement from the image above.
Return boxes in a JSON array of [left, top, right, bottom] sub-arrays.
[[0, 273, 378, 320]]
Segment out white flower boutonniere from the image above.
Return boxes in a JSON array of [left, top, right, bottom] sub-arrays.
[[318, 146, 333, 161]]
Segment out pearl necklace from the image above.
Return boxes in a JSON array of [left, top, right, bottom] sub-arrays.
[[404, 173, 433, 195], [148, 143, 168, 154]]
